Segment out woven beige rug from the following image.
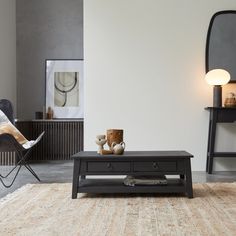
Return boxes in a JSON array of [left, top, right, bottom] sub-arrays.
[[0, 183, 235, 236]]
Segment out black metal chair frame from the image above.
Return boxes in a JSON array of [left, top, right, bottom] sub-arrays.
[[0, 99, 45, 188], [0, 132, 45, 188]]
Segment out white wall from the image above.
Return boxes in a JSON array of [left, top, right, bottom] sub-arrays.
[[84, 0, 236, 171], [0, 0, 16, 109]]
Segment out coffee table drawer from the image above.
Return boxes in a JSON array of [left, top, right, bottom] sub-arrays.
[[134, 162, 176, 172], [87, 162, 130, 172]]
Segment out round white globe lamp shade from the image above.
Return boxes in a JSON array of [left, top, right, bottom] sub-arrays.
[[205, 69, 230, 86]]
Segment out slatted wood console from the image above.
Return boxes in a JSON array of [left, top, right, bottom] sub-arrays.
[[16, 119, 83, 161]]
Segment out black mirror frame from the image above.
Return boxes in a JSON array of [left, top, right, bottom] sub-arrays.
[[205, 10, 236, 83]]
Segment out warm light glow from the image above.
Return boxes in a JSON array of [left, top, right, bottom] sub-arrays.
[[205, 69, 230, 86]]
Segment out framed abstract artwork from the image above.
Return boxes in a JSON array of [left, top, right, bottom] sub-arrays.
[[45, 59, 84, 118]]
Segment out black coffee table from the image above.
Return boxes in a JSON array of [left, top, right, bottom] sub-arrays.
[[72, 151, 194, 199]]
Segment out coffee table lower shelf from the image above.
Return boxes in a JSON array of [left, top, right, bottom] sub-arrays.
[[77, 178, 186, 194]]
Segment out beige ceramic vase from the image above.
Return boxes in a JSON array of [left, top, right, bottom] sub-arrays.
[[95, 135, 107, 154], [111, 142, 126, 155]]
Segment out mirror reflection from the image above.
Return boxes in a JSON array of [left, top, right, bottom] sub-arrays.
[[206, 11, 236, 82]]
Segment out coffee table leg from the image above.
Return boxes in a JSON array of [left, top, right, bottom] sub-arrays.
[[185, 159, 193, 198], [72, 159, 80, 199]]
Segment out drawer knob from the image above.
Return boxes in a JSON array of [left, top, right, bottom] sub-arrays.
[[107, 163, 112, 168], [153, 162, 158, 169]]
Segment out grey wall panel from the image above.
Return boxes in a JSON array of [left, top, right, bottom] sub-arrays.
[[0, 0, 16, 109], [16, 0, 83, 119]]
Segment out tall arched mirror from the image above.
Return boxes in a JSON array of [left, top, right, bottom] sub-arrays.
[[206, 11, 236, 83]]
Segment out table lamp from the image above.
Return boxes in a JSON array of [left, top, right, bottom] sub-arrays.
[[205, 69, 230, 107]]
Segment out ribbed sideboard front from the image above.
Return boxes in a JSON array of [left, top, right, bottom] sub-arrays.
[[16, 119, 84, 161]]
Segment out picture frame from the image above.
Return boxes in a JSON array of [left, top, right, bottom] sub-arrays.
[[45, 59, 84, 118]]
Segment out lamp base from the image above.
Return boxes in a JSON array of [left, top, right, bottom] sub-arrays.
[[213, 85, 222, 107]]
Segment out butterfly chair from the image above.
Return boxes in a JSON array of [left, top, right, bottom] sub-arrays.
[[0, 99, 44, 188]]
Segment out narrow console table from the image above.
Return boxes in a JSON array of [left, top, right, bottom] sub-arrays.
[[206, 107, 236, 174], [72, 151, 193, 199]]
